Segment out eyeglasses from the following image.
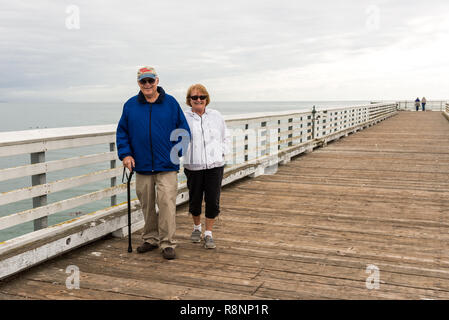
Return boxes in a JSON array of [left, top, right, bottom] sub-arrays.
[[189, 95, 207, 101], [139, 78, 156, 85]]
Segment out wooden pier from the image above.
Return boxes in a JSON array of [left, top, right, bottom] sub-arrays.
[[1, 111, 449, 300]]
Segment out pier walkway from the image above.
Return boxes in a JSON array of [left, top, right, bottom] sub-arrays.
[[1, 111, 449, 299]]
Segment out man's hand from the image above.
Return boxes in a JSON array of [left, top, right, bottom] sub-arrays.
[[123, 156, 135, 172]]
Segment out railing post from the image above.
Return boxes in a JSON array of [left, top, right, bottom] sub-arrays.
[[110, 142, 117, 206], [31, 151, 47, 230], [311, 105, 316, 139]]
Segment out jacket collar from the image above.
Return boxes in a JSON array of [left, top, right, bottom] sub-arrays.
[[138, 86, 166, 104], [186, 107, 211, 119]]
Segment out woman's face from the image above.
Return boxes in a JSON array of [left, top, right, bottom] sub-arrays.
[[189, 88, 207, 113]]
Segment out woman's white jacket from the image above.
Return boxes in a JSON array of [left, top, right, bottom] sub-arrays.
[[183, 108, 230, 171]]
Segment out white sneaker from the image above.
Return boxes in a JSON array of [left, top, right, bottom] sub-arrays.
[[204, 235, 216, 249]]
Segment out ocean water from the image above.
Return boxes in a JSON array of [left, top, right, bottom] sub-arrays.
[[0, 100, 371, 131], [0, 100, 369, 241]]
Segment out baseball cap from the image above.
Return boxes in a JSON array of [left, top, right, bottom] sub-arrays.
[[137, 66, 157, 81]]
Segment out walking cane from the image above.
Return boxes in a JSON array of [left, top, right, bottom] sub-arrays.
[[122, 167, 134, 253]]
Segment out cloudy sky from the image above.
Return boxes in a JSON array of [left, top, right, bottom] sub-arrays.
[[1, 0, 448, 102]]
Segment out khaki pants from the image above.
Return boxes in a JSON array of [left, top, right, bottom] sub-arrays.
[[135, 171, 178, 250]]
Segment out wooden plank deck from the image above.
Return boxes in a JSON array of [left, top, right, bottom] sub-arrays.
[[1, 111, 449, 300]]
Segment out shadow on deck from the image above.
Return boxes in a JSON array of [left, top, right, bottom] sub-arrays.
[[1, 111, 449, 300]]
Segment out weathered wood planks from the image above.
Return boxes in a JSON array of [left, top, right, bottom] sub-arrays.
[[1, 111, 448, 300]]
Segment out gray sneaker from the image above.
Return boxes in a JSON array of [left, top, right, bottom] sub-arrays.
[[191, 229, 202, 243], [204, 235, 216, 249]]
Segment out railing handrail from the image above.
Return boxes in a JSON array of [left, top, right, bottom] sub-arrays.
[[0, 102, 397, 146], [0, 124, 116, 147]]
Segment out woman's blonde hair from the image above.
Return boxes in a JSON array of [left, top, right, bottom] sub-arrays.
[[186, 84, 210, 107]]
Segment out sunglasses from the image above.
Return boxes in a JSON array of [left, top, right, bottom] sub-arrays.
[[139, 78, 156, 85], [190, 95, 207, 101]]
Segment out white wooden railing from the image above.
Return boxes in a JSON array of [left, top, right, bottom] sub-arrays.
[[396, 100, 448, 111], [443, 103, 449, 121], [0, 126, 123, 233], [0, 102, 397, 279]]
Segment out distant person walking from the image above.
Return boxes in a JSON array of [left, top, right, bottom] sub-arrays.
[[116, 66, 191, 260], [421, 97, 427, 111], [415, 97, 420, 111], [183, 84, 230, 249]]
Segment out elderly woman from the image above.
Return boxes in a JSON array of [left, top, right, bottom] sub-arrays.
[[183, 84, 230, 249]]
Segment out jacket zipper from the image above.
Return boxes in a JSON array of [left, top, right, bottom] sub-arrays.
[[200, 116, 208, 169], [149, 104, 154, 171]]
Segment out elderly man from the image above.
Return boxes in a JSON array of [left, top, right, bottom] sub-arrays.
[[116, 66, 190, 260]]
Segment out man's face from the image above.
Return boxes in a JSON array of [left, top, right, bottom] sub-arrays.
[[138, 77, 159, 97]]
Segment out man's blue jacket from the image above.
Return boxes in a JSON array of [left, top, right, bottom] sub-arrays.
[[116, 87, 191, 173]]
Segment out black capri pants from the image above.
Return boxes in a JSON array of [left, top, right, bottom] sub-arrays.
[[184, 166, 224, 219]]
